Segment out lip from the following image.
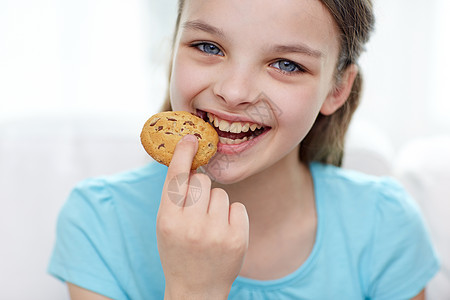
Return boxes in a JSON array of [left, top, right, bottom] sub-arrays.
[[216, 126, 271, 155]]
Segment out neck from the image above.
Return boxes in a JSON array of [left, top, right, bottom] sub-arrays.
[[212, 146, 314, 236]]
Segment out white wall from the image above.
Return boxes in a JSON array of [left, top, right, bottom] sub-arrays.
[[356, 0, 450, 149], [0, 0, 177, 119]]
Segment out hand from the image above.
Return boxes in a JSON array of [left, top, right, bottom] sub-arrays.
[[156, 135, 249, 300]]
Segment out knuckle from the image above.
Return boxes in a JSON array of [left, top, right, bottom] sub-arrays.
[[211, 187, 227, 197], [194, 173, 212, 187], [156, 215, 176, 237], [230, 201, 245, 211], [227, 231, 248, 253], [185, 225, 203, 244], [211, 188, 229, 202], [209, 232, 235, 251], [209, 233, 224, 248]]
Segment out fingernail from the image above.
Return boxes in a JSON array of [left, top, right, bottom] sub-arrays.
[[182, 134, 197, 143]]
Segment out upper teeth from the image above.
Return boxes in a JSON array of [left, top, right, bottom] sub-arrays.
[[207, 112, 262, 133]]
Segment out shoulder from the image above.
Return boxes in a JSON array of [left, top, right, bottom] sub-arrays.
[[310, 162, 419, 216], [72, 162, 167, 202], [311, 163, 439, 299], [53, 162, 168, 262], [311, 161, 400, 191], [50, 162, 168, 299], [311, 162, 426, 249], [77, 161, 167, 191], [59, 162, 168, 225]]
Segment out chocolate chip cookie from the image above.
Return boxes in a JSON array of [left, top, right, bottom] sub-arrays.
[[140, 111, 219, 169]]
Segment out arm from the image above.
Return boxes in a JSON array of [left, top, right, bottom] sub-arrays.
[[411, 289, 425, 300], [68, 283, 112, 300]]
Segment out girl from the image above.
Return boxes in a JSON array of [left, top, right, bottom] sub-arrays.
[[49, 0, 440, 299]]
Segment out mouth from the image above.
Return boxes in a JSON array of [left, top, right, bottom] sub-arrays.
[[196, 109, 271, 146]]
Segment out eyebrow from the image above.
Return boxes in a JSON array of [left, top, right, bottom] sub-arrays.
[[182, 20, 323, 58], [271, 44, 324, 59], [182, 20, 226, 39]]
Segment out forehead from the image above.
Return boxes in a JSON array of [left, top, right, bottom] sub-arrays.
[[181, 0, 339, 58]]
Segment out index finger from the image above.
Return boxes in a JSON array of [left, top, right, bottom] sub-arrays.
[[167, 134, 199, 177]]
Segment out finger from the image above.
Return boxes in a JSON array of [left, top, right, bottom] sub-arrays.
[[229, 202, 249, 241], [161, 135, 198, 210], [167, 134, 199, 177], [183, 173, 211, 210], [207, 188, 230, 223]]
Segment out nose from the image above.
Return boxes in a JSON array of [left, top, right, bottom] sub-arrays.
[[213, 61, 257, 107]]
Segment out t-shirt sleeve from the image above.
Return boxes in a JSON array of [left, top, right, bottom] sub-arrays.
[[366, 178, 440, 300], [48, 178, 128, 300]]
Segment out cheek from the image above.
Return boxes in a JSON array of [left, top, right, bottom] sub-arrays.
[[280, 109, 318, 148], [276, 86, 325, 141], [169, 54, 212, 111], [170, 58, 194, 111]]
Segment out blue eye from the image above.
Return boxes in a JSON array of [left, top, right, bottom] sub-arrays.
[[272, 59, 304, 73], [194, 42, 223, 56]]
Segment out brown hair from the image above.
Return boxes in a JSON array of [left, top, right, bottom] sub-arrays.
[[161, 0, 375, 166]]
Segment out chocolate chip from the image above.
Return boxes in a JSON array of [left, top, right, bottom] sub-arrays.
[[158, 143, 165, 149], [194, 133, 202, 139], [167, 118, 177, 121], [156, 126, 163, 131], [149, 118, 160, 126], [208, 143, 213, 148], [165, 132, 174, 135], [183, 121, 194, 126]]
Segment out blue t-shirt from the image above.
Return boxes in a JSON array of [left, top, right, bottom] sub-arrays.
[[48, 162, 439, 300]]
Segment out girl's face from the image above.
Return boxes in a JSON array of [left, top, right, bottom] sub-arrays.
[[170, 0, 341, 184]]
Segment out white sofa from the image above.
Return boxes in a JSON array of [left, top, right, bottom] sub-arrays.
[[0, 113, 448, 299], [393, 136, 450, 299]]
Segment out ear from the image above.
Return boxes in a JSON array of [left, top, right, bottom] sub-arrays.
[[320, 64, 358, 116]]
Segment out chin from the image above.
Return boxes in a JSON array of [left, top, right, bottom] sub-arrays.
[[199, 160, 254, 185]]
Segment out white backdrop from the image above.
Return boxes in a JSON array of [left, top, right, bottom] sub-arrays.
[[1, 0, 449, 299]]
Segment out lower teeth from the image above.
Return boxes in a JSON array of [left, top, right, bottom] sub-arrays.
[[219, 136, 255, 145]]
